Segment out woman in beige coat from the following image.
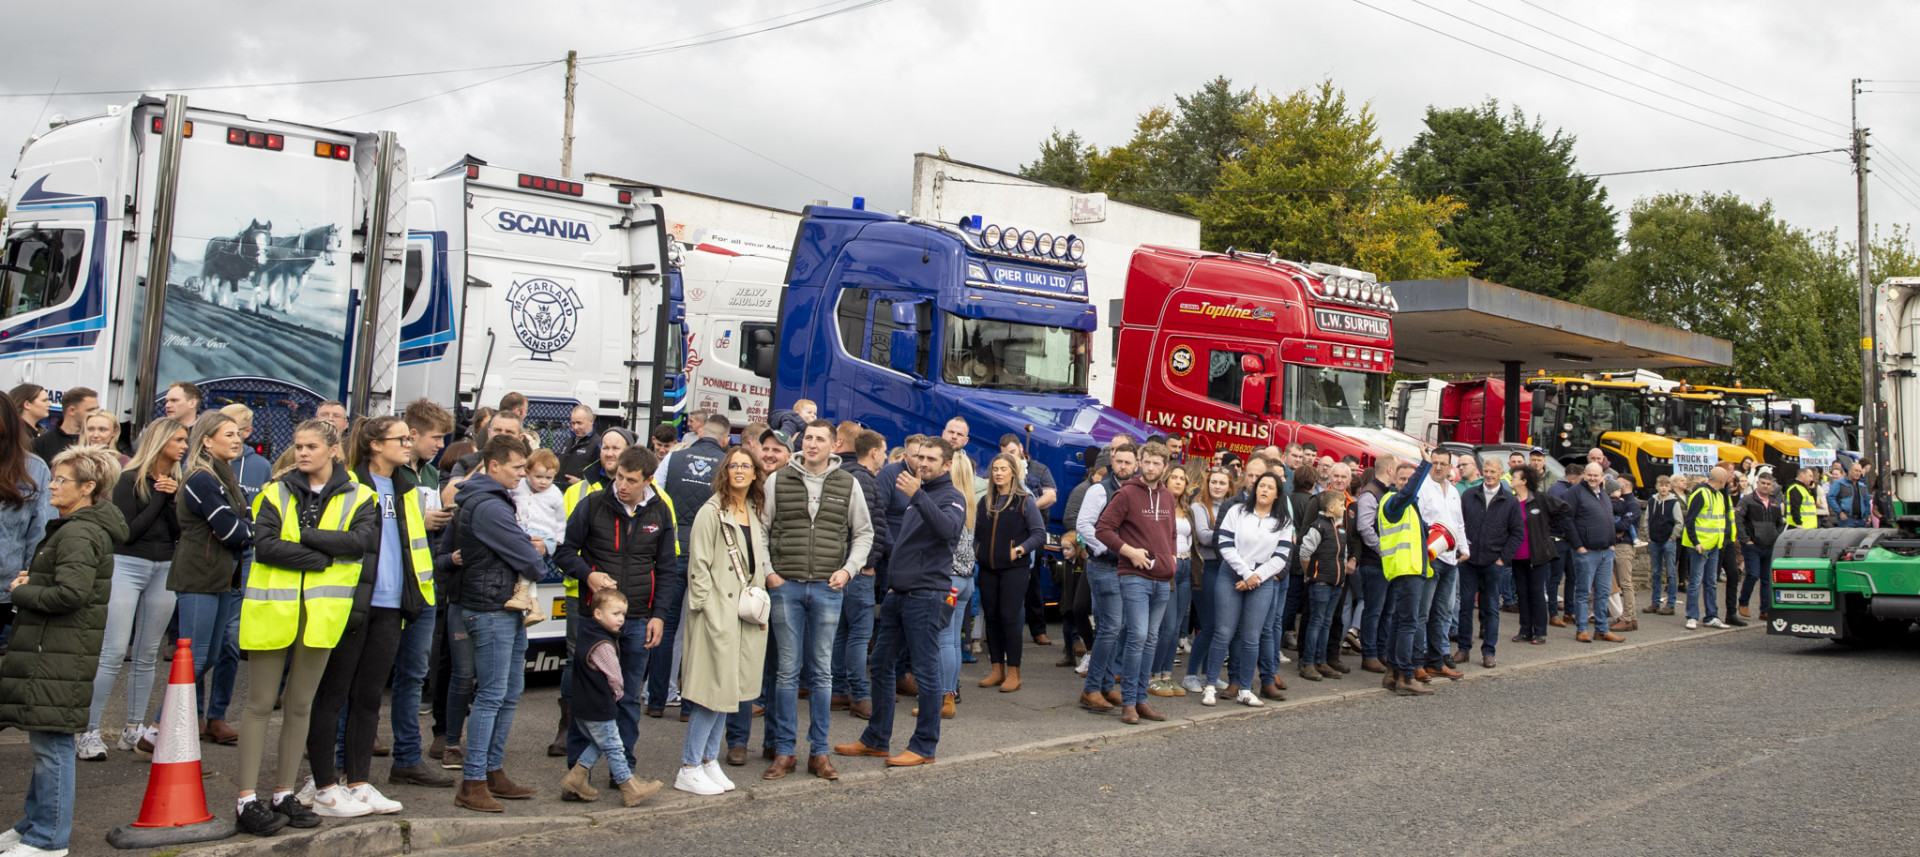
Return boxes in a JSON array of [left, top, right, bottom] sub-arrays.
[[675, 446, 771, 796]]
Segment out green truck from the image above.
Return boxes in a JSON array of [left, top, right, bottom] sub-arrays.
[[1766, 277, 1920, 645]]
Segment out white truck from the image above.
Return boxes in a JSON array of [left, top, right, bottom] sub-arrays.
[[400, 157, 672, 439], [0, 94, 407, 448], [675, 229, 792, 428]]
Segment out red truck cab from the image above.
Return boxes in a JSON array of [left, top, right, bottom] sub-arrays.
[[1440, 378, 1531, 445], [1111, 246, 1427, 467]]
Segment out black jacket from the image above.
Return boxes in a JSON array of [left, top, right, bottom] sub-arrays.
[[841, 458, 891, 571], [445, 474, 546, 612], [976, 492, 1046, 571], [1565, 482, 1615, 551], [1460, 481, 1523, 564], [253, 466, 381, 632], [111, 471, 179, 561], [557, 485, 681, 621], [1518, 493, 1569, 565], [558, 431, 600, 483], [1736, 492, 1784, 550]]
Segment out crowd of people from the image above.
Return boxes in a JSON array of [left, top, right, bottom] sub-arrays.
[[0, 380, 1872, 854]]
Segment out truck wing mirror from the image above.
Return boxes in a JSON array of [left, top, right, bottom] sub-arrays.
[[1240, 354, 1264, 374], [749, 328, 777, 380], [889, 329, 920, 376], [891, 300, 921, 328], [1240, 374, 1269, 415]]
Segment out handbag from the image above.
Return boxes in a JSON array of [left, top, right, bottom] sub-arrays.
[[721, 515, 770, 627]]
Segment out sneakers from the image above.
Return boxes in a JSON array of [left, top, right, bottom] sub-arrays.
[[1147, 677, 1176, 697], [440, 745, 465, 771], [1177, 637, 1191, 654], [701, 761, 737, 792], [675, 765, 724, 796], [114, 723, 147, 753], [272, 793, 321, 829], [1180, 674, 1205, 694], [348, 783, 404, 814], [1726, 616, 1749, 627], [1234, 688, 1264, 707], [0, 829, 18, 850], [1200, 685, 1218, 707], [237, 798, 289, 837], [294, 778, 317, 807], [1705, 617, 1730, 629], [75, 730, 107, 761], [1685, 618, 1699, 630], [1073, 654, 1089, 676], [310, 784, 373, 818], [0, 844, 67, 857]]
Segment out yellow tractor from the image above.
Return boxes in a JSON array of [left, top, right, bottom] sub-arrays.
[[1678, 385, 1813, 468], [1524, 375, 1672, 495], [1663, 390, 1759, 469]]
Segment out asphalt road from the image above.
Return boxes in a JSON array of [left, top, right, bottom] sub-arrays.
[[506, 630, 1920, 857]]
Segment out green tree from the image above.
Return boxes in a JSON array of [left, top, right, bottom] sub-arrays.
[[1019, 76, 1254, 214], [1018, 128, 1092, 189], [1395, 100, 1617, 300], [1190, 82, 1470, 281]]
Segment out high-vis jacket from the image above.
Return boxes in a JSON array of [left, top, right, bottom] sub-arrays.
[[350, 463, 436, 621], [1377, 460, 1434, 580], [1784, 482, 1820, 530], [242, 468, 378, 650], [1682, 486, 1730, 551]]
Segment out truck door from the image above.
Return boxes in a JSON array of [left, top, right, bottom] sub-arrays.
[[0, 222, 92, 395], [831, 285, 931, 427]]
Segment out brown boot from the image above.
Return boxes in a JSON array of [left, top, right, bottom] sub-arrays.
[[1259, 683, 1286, 700], [896, 675, 918, 696], [1361, 658, 1388, 673], [560, 763, 598, 802], [1395, 675, 1435, 696], [1298, 665, 1323, 682], [1120, 705, 1140, 725], [201, 718, 239, 745], [1317, 663, 1343, 680], [1056, 651, 1077, 667], [1079, 691, 1114, 712], [1000, 666, 1022, 693], [1549, 616, 1568, 628], [1575, 632, 1593, 643], [1431, 664, 1463, 680], [941, 693, 957, 719], [1383, 670, 1399, 690], [762, 755, 797, 779], [848, 699, 873, 720], [808, 755, 840, 780], [978, 663, 1006, 688], [487, 768, 535, 799], [1103, 689, 1123, 706], [1598, 632, 1626, 643], [1135, 701, 1166, 721], [455, 779, 502, 813], [618, 777, 663, 806], [1412, 668, 1432, 683], [830, 694, 851, 711], [548, 700, 571, 757]]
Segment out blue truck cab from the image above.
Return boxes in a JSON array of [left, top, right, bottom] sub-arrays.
[[755, 205, 1148, 545]]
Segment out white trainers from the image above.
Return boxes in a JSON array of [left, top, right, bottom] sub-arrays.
[[1074, 654, 1089, 676], [0, 829, 20, 849], [75, 730, 107, 761], [1236, 689, 1264, 707], [701, 761, 737, 792], [347, 783, 403, 814], [294, 778, 317, 807], [1705, 617, 1730, 629], [1685, 618, 1699, 630], [0, 842, 68, 857], [1200, 685, 1217, 707], [674, 765, 723, 796], [114, 722, 146, 752], [310, 784, 373, 818], [1177, 637, 1191, 654], [1180, 674, 1204, 694], [1278, 651, 1291, 664]]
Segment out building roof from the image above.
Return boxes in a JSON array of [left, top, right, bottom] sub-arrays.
[[1387, 277, 1731, 374]]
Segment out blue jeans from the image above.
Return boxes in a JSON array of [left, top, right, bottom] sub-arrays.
[[1687, 547, 1722, 620], [444, 605, 477, 747], [1547, 541, 1570, 615], [1302, 583, 1340, 666], [12, 731, 74, 849], [1386, 574, 1422, 674], [1207, 575, 1277, 689], [1454, 561, 1507, 656], [726, 631, 777, 750], [1257, 574, 1290, 684], [940, 574, 976, 696], [1151, 558, 1192, 676], [1572, 549, 1614, 635], [1419, 561, 1457, 668], [613, 615, 660, 768], [173, 585, 241, 720], [389, 600, 436, 767], [858, 588, 951, 758], [769, 580, 843, 757], [1647, 541, 1679, 607], [1184, 559, 1223, 679], [1357, 561, 1388, 660], [832, 572, 877, 701], [1741, 545, 1773, 608], [88, 556, 175, 730], [578, 717, 634, 784], [1081, 559, 1124, 694], [459, 607, 527, 781], [680, 702, 727, 768], [1116, 573, 1169, 706]]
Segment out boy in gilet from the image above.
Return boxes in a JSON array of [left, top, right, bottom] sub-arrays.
[[559, 589, 663, 806]]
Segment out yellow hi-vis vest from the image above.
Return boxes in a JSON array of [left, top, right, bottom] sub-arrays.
[[1784, 482, 1819, 530], [240, 480, 377, 650], [349, 471, 435, 609], [1377, 497, 1428, 581], [1682, 486, 1728, 551], [560, 479, 602, 598]]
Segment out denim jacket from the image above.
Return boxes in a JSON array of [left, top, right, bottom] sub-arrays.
[[0, 455, 53, 605]]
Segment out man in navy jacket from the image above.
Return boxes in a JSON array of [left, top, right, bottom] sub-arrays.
[[1565, 463, 1622, 643], [1454, 457, 1522, 667]]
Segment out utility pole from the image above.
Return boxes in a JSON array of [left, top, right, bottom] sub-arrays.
[[1852, 78, 1881, 478], [561, 49, 577, 178]]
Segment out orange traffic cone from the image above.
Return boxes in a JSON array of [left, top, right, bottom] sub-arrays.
[[107, 639, 236, 849]]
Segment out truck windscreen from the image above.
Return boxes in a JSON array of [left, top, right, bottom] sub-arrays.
[[1574, 388, 1647, 436], [1798, 421, 1850, 451], [1283, 365, 1385, 428], [941, 313, 1090, 394]]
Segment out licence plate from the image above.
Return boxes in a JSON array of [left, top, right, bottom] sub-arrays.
[[552, 598, 568, 618], [1775, 590, 1832, 605]]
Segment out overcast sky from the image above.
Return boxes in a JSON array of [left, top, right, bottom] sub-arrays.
[[4, 0, 1916, 244]]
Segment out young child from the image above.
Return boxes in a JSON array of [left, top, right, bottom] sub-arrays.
[[1645, 475, 1683, 615], [506, 448, 565, 625], [561, 589, 664, 806], [1296, 491, 1349, 682]]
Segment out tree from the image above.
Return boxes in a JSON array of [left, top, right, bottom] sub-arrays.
[[1019, 76, 1254, 214], [1018, 128, 1092, 189], [1395, 100, 1617, 301], [1190, 82, 1471, 281]]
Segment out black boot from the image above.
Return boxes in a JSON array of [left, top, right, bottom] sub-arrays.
[[548, 700, 571, 757]]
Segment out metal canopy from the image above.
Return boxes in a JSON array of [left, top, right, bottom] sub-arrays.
[[1387, 277, 1731, 374]]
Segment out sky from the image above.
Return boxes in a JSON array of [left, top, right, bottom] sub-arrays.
[[3, 0, 1918, 243]]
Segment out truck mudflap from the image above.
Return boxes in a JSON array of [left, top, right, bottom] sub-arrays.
[[1766, 609, 1848, 639]]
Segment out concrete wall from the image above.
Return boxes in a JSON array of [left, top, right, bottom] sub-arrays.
[[907, 154, 1201, 403], [652, 185, 802, 249]]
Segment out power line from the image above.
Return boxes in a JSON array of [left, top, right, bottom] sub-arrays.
[[1403, 0, 1839, 151], [328, 63, 559, 125], [580, 70, 851, 197], [1872, 175, 1920, 215], [581, 0, 898, 66], [1462, 0, 1837, 139], [1344, 0, 1845, 160], [1515, 0, 1848, 131], [0, 60, 555, 100], [943, 147, 1846, 196]]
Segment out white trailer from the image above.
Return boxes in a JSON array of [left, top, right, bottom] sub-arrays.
[[907, 154, 1201, 403], [0, 94, 406, 449], [401, 158, 671, 438]]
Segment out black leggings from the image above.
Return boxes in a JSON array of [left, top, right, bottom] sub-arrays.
[[308, 607, 403, 787], [979, 565, 1029, 668], [1514, 559, 1548, 639], [1060, 570, 1094, 652]]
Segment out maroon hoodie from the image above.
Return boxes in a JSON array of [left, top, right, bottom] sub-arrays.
[[1095, 477, 1176, 582]]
